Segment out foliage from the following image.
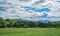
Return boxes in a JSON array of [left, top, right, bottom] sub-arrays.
[[0, 17, 60, 28]]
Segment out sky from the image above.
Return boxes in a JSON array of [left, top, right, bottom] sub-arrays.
[[0, 0, 60, 22]]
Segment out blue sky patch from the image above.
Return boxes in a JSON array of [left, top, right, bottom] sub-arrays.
[[22, 6, 50, 12], [0, 7, 6, 11], [33, 8, 50, 12]]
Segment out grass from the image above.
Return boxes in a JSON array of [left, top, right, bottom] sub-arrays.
[[0, 28, 60, 36]]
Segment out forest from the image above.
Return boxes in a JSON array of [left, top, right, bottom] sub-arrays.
[[0, 17, 60, 28]]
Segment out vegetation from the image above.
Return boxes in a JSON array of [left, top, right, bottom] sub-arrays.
[[0, 28, 60, 36], [0, 17, 60, 28]]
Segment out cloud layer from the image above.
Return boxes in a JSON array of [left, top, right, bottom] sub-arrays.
[[0, 0, 60, 22]]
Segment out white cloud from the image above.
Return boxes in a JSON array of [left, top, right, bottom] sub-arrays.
[[0, 0, 60, 22]]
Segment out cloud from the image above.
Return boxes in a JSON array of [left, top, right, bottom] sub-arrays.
[[0, 0, 60, 22]]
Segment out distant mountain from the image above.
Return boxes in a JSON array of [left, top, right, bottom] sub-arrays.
[[38, 20, 49, 22]]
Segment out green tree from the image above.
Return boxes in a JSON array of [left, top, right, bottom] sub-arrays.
[[6, 19, 16, 28], [0, 17, 5, 28]]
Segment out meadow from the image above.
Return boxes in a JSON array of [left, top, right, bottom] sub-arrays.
[[0, 28, 60, 36]]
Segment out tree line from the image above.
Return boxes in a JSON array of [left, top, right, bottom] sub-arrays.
[[0, 17, 60, 28]]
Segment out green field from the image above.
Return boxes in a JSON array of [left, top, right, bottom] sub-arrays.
[[0, 28, 60, 36]]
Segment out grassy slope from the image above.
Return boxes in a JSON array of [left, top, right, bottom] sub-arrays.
[[0, 28, 60, 36]]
